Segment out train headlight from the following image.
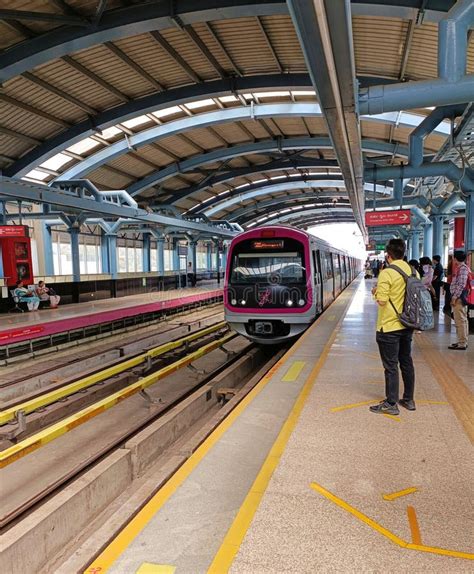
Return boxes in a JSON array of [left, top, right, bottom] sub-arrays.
[[298, 299, 305, 306], [240, 299, 247, 305], [231, 298, 237, 305], [286, 300, 293, 307]]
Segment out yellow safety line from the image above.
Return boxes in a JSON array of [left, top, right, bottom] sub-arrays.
[[383, 487, 418, 501], [383, 413, 401, 422], [0, 332, 234, 469], [85, 281, 359, 574], [0, 322, 226, 426], [407, 506, 422, 545], [135, 564, 176, 574], [281, 361, 306, 382], [330, 399, 383, 413], [415, 335, 474, 444], [310, 481, 474, 560], [207, 294, 354, 573]]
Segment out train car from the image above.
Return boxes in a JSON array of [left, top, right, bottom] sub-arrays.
[[224, 225, 361, 344]]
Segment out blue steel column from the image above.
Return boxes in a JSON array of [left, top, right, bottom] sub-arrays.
[[423, 223, 433, 258], [157, 238, 165, 275], [172, 238, 180, 271], [106, 234, 118, 279], [411, 229, 421, 261], [142, 234, 150, 272], [206, 242, 212, 272], [69, 226, 81, 282], [100, 230, 110, 274], [465, 192, 474, 257], [431, 215, 444, 262], [187, 240, 197, 271], [42, 222, 55, 276]]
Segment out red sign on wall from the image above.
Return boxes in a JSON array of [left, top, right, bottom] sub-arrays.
[[0, 225, 29, 237], [365, 210, 411, 227]]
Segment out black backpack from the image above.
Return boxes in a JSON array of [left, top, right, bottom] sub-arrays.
[[388, 265, 434, 331]]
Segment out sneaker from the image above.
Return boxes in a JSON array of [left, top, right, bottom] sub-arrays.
[[369, 400, 400, 415], [448, 343, 459, 349], [448, 343, 467, 350], [399, 399, 416, 411]]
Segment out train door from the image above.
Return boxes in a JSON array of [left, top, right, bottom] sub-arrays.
[[333, 254, 342, 295], [312, 250, 323, 313], [319, 250, 334, 307]]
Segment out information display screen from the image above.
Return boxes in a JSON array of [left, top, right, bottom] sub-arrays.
[[251, 240, 284, 250]]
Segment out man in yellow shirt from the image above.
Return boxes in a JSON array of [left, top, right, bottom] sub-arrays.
[[369, 239, 416, 416]]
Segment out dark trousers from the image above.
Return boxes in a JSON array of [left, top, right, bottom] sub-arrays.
[[432, 281, 442, 310], [376, 329, 415, 405]]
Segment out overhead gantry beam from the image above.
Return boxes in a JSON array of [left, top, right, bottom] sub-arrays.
[[0, 178, 236, 238], [288, 0, 366, 235]]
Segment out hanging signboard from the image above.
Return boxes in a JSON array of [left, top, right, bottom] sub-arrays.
[[0, 225, 29, 237], [365, 210, 411, 227]]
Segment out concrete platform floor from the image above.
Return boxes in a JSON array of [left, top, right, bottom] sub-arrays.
[[0, 281, 220, 329], [229, 279, 473, 573], [84, 278, 473, 573]]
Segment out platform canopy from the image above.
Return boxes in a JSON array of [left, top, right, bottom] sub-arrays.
[[0, 0, 472, 234]]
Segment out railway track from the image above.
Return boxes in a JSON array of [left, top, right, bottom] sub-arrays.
[[1, 321, 284, 533]]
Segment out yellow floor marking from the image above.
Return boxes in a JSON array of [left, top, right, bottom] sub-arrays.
[[330, 399, 383, 413], [136, 564, 176, 574], [207, 293, 354, 574], [326, 314, 336, 321], [282, 361, 306, 382], [383, 487, 418, 501], [416, 335, 474, 444], [383, 414, 401, 422], [310, 481, 474, 561], [84, 283, 358, 574], [407, 506, 422, 545], [418, 400, 449, 406]]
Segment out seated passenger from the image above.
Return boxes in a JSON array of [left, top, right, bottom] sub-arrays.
[[14, 280, 40, 311], [36, 281, 61, 308]]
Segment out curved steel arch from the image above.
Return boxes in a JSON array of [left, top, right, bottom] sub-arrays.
[[0, 1, 449, 85], [5, 74, 311, 178], [231, 197, 352, 224], [133, 139, 409, 199], [202, 179, 392, 217], [253, 207, 355, 226], [54, 103, 442, 184]]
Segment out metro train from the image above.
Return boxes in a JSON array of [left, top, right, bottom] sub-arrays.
[[224, 225, 362, 344]]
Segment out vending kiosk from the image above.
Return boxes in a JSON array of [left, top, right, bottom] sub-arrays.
[[0, 225, 34, 286]]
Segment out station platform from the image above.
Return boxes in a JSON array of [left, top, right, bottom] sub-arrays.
[[0, 284, 222, 346], [84, 277, 473, 573]]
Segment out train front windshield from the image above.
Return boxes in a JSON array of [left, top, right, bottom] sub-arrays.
[[230, 238, 306, 284]]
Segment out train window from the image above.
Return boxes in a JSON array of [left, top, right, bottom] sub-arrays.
[[324, 252, 333, 280], [230, 251, 305, 284]]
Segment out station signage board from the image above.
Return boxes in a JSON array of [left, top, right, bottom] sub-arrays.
[[0, 225, 29, 237], [365, 210, 411, 227]]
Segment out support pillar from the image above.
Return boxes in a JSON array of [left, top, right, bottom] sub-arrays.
[[411, 229, 421, 261], [206, 243, 212, 272], [431, 215, 444, 263], [69, 226, 80, 282], [157, 238, 165, 275], [465, 192, 474, 259], [423, 223, 433, 258], [187, 240, 197, 272], [100, 230, 110, 274], [172, 238, 180, 272], [106, 234, 118, 279], [42, 223, 55, 276], [213, 239, 221, 285], [142, 234, 150, 272]]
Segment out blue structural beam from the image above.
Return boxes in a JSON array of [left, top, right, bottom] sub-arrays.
[[423, 224, 433, 258], [139, 138, 409, 200], [142, 234, 150, 272]]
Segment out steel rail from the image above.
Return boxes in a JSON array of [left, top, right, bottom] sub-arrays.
[[0, 331, 235, 469], [0, 321, 227, 426]]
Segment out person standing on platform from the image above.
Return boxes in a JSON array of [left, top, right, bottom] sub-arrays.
[[431, 255, 444, 311], [187, 261, 196, 287], [448, 251, 470, 351], [370, 239, 416, 415]]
